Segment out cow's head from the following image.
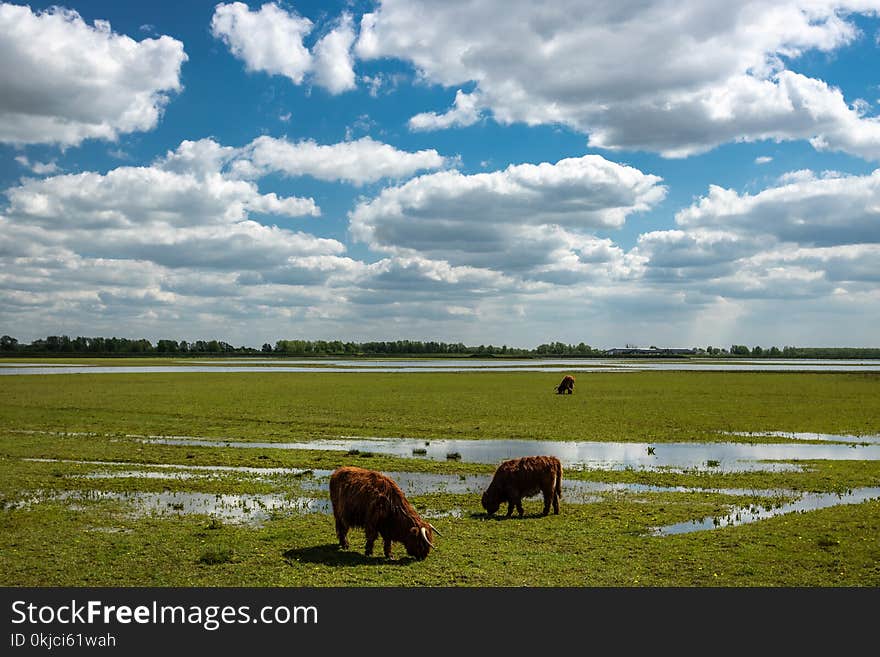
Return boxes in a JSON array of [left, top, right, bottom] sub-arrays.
[[402, 522, 435, 560], [481, 488, 501, 516]]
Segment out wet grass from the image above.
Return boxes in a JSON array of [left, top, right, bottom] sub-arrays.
[[1, 489, 877, 586], [1, 367, 879, 586]]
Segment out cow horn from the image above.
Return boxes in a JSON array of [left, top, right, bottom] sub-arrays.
[[428, 523, 442, 536], [420, 526, 434, 547]]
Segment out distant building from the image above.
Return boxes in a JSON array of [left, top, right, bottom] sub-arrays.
[[604, 347, 696, 356]]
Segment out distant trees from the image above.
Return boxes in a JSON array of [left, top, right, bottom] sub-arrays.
[[2, 335, 877, 359], [721, 345, 880, 358], [0, 335, 256, 357]]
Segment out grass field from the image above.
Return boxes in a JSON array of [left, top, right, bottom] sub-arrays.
[[1, 363, 879, 586]]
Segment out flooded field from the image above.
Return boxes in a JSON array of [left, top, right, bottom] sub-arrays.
[[3, 358, 880, 375], [651, 487, 880, 536], [13, 454, 880, 537], [138, 434, 880, 473], [2, 365, 878, 586]]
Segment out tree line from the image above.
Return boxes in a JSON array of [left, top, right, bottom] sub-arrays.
[[0, 335, 603, 357], [0, 334, 877, 359]]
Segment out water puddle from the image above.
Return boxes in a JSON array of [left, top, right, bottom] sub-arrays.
[[11, 457, 879, 534], [9, 489, 331, 525], [650, 487, 880, 536], [3, 358, 880, 374], [136, 434, 880, 473], [724, 431, 880, 445]]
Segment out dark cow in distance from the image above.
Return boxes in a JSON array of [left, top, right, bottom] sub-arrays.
[[481, 455, 563, 518], [329, 466, 439, 560], [556, 374, 575, 394]]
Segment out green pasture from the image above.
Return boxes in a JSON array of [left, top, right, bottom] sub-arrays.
[[1, 365, 879, 586], [1, 368, 879, 441]]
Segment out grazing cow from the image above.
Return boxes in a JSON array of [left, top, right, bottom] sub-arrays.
[[329, 466, 439, 560], [481, 455, 563, 517], [556, 374, 575, 394]]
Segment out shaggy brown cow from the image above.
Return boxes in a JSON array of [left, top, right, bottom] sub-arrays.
[[481, 455, 563, 517], [556, 374, 575, 394], [329, 466, 439, 560]]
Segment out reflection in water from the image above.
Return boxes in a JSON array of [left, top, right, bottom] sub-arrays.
[[650, 487, 880, 536], [11, 458, 795, 526], [10, 458, 880, 535], [138, 434, 880, 473], [724, 430, 880, 445], [9, 489, 330, 524], [3, 358, 880, 375]]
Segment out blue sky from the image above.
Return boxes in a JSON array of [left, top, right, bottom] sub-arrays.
[[1, 0, 879, 349]]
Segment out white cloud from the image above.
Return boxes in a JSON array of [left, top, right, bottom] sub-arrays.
[[409, 89, 482, 131], [6, 166, 318, 231], [1, 146, 334, 279], [14, 156, 59, 175], [211, 2, 313, 84], [313, 13, 357, 94], [236, 135, 448, 185], [211, 2, 358, 95], [0, 3, 186, 146], [356, 0, 880, 159], [350, 155, 665, 277], [675, 169, 880, 246], [755, 156, 773, 164], [629, 170, 880, 305]]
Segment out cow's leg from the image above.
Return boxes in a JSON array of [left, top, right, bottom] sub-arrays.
[[541, 488, 552, 516], [364, 526, 378, 556], [515, 497, 524, 517], [553, 490, 560, 515], [506, 500, 515, 517], [382, 534, 393, 559], [335, 516, 349, 549]]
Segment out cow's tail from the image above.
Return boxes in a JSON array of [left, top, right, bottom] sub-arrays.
[[554, 460, 563, 501]]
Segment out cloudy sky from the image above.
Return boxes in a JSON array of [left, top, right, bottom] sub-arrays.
[[1, 0, 879, 349]]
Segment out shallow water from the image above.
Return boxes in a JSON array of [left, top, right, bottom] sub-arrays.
[[724, 430, 880, 445], [650, 487, 880, 536], [9, 488, 330, 524], [2, 357, 880, 374], [14, 457, 879, 533], [139, 434, 880, 473]]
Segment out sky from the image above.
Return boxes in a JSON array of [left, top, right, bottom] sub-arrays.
[[1, 0, 879, 350]]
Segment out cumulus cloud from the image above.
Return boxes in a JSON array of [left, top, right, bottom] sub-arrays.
[[633, 229, 764, 281], [152, 135, 447, 186], [408, 89, 482, 131], [0, 133, 462, 344], [675, 169, 880, 246], [313, 13, 357, 94], [211, 2, 313, 84], [356, 0, 880, 159], [235, 135, 448, 185], [0, 139, 344, 282], [350, 155, 665, 277], [629, 169, 880, 307], [211, 2, 357, 94], [0, 3, 186, 146], [6, 166, 319, 231], [14, 156, 59, 175]]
